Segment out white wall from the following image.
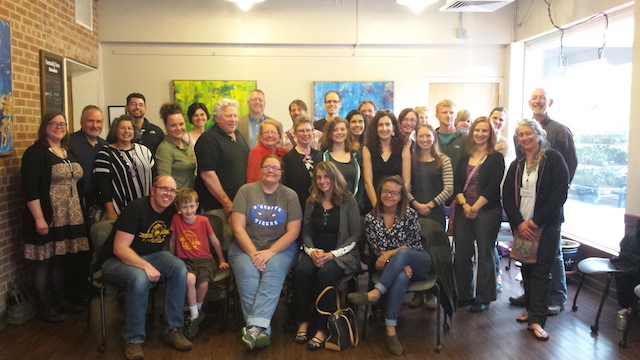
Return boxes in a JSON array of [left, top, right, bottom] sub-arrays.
[[98, 0, 514, 129]]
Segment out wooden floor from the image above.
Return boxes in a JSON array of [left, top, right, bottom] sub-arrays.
[[1, 256, 639, 360]]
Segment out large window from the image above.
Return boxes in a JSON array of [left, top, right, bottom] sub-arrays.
[[523, 9, 632, 252]]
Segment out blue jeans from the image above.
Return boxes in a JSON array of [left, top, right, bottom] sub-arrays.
[[229, 241, 297, 331], [102, 251, 187, 344], [453, 205, 501, 304], [375, 248, 431, 327]]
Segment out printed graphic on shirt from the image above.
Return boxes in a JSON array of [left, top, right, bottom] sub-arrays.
[[249, 204, 286, 227], [139, 220, 171, 244], [179, 230, 202, 251]]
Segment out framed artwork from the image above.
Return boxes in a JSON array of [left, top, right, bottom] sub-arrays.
[[312, 81, 394, 121], [0, 19, 13, 155], [172, 80, 257, 131], [107, 106, 126, 127], [39, 50, 65, 116]]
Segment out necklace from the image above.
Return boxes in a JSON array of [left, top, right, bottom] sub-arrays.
[[49, 147, 74, 176]]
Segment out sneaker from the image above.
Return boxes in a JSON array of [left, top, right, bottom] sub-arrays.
[[256, 329, 271, 348], [509, 294, 526, 307], [424, 294, 438, 310], [408, 292, 425, 308], [548, 304, 565, 316], [183, 311, 206, 340], [161, 328, 192, 351], [242, 326, 260, 349], [125, 343, 144, 360]]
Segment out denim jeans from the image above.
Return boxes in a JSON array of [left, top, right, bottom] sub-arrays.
[[522, 224, 561, 327], [375, 248, 431, 327], [229, 241, 297, 331], [102, 251, 187, 344], [453, 205, 501, 304], [549, 241, 567, 307]]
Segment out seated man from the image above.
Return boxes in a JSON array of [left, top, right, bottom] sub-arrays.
[[101, 175, 191, 360]]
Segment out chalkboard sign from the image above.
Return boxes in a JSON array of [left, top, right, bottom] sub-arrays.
[[40, 50, 65, 115]]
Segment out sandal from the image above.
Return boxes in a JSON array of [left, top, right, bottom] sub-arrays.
[[516, 312, 529, 323], [307, 336, 325, 350], [527, 324, 549, 341], [295, 332, 308, 344]]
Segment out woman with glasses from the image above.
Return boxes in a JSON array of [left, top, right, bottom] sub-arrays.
[[229, 154, 302, 349], [94, 114, 154, 220], [282, 116, 320, 213], [21, 112, 90, 322], [156, 103, 196, 190], [183, 102, 210, 148], [362, 111, 411, 213], [346, 110, 365, 151], [453, 117, 504, 313], [293, 161, 360, 350], [348, 176, 430, 356], [246, 119, 287, 183], [319, 117, 364, 213]]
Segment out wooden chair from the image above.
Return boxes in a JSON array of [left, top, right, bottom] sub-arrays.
[[619, 284, 640, 348], [571, 257, 634, 333]]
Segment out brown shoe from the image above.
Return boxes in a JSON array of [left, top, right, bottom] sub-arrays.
[[161, 328, 192, 351], [408, 292, 425, 308], [125, 343, 144, 360], [424, 294, 438, 310]]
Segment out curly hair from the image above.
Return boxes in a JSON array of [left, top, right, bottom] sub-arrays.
[[107, 114, 137, 144], [365, 111, 405, 157], [159, 103, 184, 125]]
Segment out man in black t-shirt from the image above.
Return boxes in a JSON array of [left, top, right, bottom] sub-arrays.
[[101, 175, 191, 359]]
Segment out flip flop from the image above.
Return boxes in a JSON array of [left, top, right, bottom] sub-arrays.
[[516, 312, 529, 323], [528, 324, 549, 341]]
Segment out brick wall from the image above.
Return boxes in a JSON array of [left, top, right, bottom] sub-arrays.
[[0, 0, 98, 325]]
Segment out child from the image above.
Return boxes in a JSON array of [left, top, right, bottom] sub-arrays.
[[170, 188, 229, 340]]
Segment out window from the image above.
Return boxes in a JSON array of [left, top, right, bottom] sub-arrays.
[[523, 9, 632, 252]]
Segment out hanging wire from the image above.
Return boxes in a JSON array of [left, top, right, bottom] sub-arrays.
[[543, 0, 607, 67]]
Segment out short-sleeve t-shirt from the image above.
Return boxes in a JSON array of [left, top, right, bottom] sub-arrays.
[[112, 196, 176, 256], [170, 214, 214, 259], [231, 182, 302, 250]]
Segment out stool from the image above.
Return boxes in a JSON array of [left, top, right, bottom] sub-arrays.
[[571, 257, 634, 333]]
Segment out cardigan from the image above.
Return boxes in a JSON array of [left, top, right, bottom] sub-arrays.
[[301, 196, 361, 275], [503, 149, 569, 229], [454, 151, 505, 210]]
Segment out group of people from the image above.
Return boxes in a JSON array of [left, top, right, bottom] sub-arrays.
[[21, 86, 577, 358]]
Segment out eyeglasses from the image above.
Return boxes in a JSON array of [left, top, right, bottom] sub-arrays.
[[381, 190, 401, 197], [48, 122, 67, 128], [324, 100, 340, 104], [261, 165, 282, 171], [154, 186, 177, 195], [249, 98, 265, 103], [129, 102, 145, 107]]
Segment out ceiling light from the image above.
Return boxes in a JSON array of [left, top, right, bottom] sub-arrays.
[[228, 0, 264, 12], [397, 0, 439, 14]]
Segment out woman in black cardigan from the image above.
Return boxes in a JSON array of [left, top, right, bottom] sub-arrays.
[[282, 116, 320, 213], [503, 119, 569, 341], [453, 116, 504, 312]]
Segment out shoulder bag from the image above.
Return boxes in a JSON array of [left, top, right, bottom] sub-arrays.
[[315, 286, 358, 351]]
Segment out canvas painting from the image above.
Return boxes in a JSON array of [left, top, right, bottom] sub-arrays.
[[312, 81, 394, 121], [0, 19, 12, 155], [172, 80, 257, 131]]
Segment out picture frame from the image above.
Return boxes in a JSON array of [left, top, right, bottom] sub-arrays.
[[313, 81, 394, 120], [39, 50, 65, 116], [107, 106, 126, 127], [0, 19, 13, 155]]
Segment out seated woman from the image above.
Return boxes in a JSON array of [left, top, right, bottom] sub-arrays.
[[294, 161, 360, 350], [503, 119, 569, 342], [348, 176, 431, 356], [246, 119, 287, 183], [156, 103, 196, 190], [229, 154, 302, 349], [94, 114, 154, 220]]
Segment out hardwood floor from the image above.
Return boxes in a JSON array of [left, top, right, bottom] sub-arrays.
[[1, 256, 639, 360]]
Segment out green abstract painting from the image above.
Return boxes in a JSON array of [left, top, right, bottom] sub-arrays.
[[172, 80, 257, 131]]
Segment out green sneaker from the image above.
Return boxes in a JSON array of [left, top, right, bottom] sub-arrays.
[[256, 329, 271, 348]]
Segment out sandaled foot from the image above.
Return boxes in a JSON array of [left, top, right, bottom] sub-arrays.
[[516, 312, 529, 323], [295, 331, 308, 344], [528, 324, 549, 341], [307, 336, 325, 350]]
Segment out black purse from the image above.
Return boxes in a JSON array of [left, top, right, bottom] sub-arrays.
[[315, 286, 359, 351]]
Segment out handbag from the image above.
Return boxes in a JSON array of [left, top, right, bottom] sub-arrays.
[[511, 229, 541, 264], [315, 285, 358, 351]]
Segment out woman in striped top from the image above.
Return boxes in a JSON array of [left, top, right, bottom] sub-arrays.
[[94, 114, 154, 220]]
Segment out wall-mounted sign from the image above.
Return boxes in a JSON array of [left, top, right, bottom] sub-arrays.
[[40, 50, 65, 115]]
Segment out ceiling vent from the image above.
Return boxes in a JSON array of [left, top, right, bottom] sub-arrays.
[[439, 0, 514, 12]]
